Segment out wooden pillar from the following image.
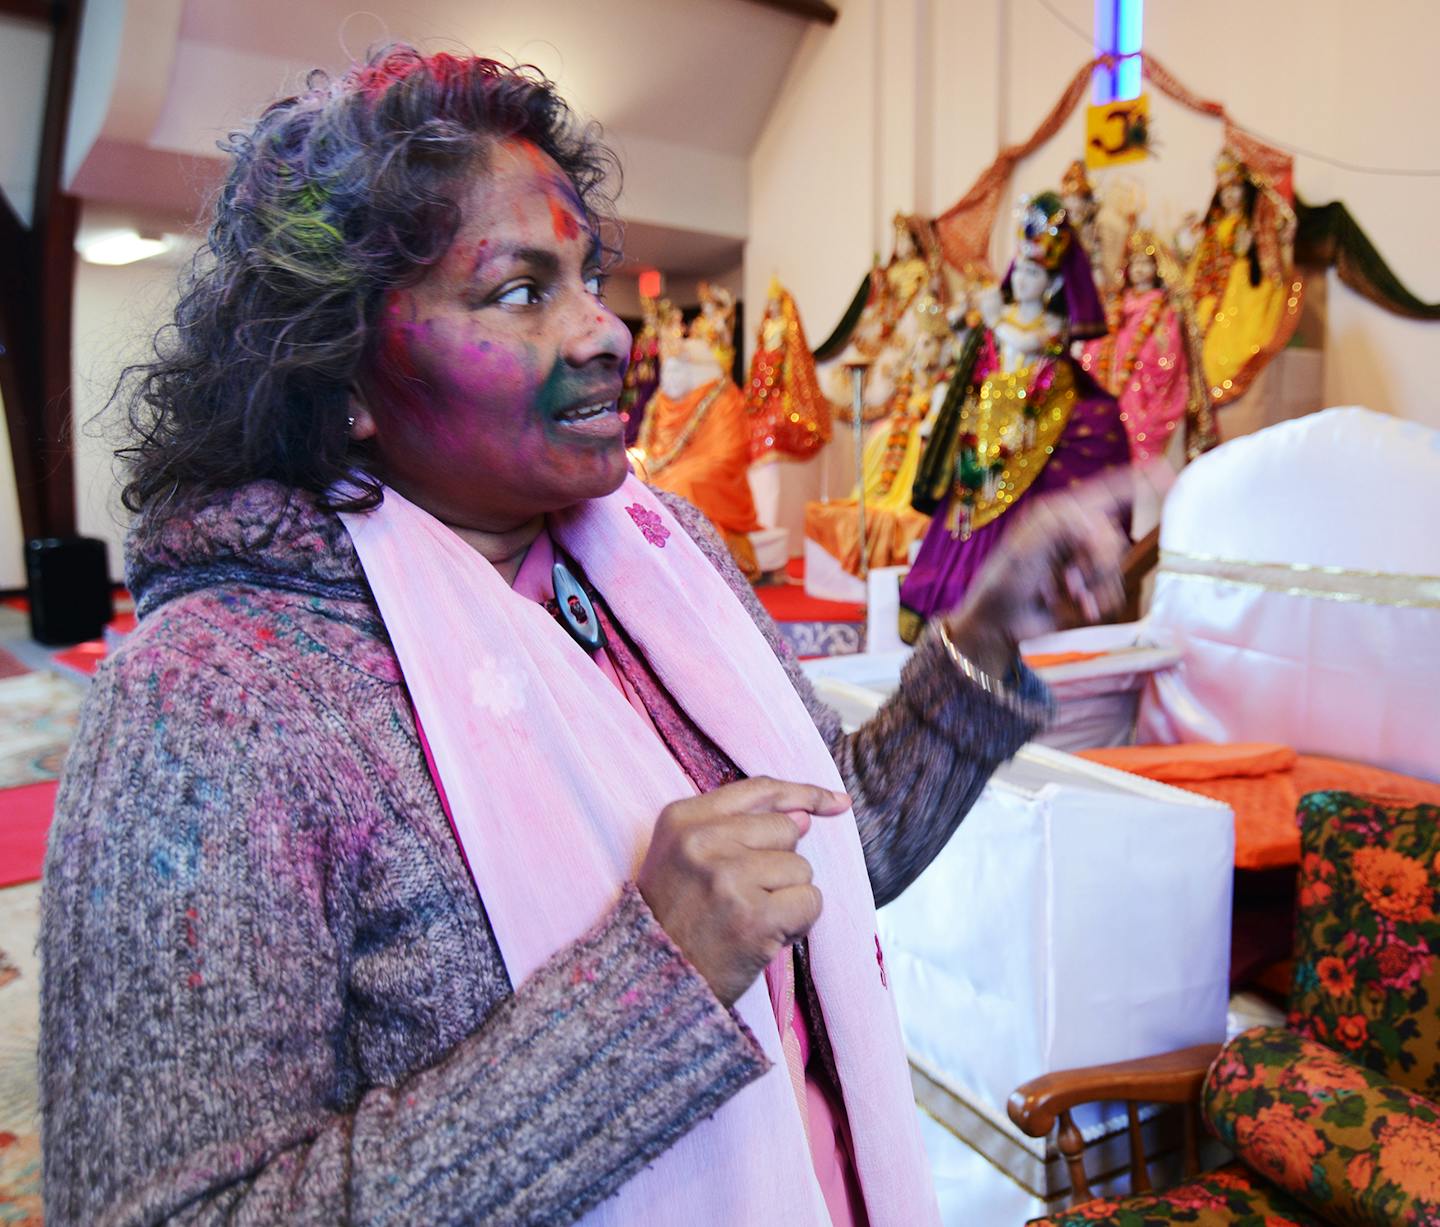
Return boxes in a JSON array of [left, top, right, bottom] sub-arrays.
[[0, 0, 85, 543]]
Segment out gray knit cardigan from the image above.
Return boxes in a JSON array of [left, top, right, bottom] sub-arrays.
[[39, 481, 1042, 1225]]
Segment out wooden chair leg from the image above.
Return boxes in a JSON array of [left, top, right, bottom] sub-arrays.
[[1182, 1101, 1201, 1178], [1057, 1110, 1092, 1208], [1126, 1102, 1152, 1193]]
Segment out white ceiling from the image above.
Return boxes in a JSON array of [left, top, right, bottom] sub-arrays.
[[166, 0, 808, 158], [64, 0, 817, 281]]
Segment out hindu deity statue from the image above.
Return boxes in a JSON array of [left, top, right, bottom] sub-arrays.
[[1080, 229, 1217, 537], [816, 214, 938, 420], [898, 192, 1131, 642], [1061, 159, 1104, 282], [744, 277, 832, 463], [1183, 147, 1299, 405], [882, 213, 930, 332], [619, 293, 663, 445], [634, 296, 761, 580], [689, 281, 737, 375], [803, 238, 955, 580], [803, 313, 949, 580]]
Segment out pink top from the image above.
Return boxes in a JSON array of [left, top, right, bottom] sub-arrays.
[[515, 528, 865, 1227]]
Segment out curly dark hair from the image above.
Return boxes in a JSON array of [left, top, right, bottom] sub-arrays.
[[116, 45, 621, 513]]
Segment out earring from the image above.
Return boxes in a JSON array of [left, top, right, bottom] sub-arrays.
[[347, 415, 356, 430]]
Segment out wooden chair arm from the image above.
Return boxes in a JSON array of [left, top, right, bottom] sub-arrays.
[[1008, 1042, 1223, 1138], [1009, 1043, 1224, 1205]]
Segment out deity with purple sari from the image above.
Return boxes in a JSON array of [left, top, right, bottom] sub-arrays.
[[899, 193, 1130, 642]]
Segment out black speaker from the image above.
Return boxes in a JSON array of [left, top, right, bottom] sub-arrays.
[[25, 536, 113, 646]]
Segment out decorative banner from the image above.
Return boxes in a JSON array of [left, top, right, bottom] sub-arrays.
[[1085, 93, 1151, 168], [935, 52, 1298, 276], [1295, 198, 1440, 320]]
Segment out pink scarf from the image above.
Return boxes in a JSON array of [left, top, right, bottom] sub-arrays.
[[340, 475, 937, 1226]]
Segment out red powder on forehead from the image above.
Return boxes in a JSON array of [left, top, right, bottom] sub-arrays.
[[512, 137, 584, 243], [514, 138, 552, 176], [469, 239, 490, 277], [550, 201, 581, 242]]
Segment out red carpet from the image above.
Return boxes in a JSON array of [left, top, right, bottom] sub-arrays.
[[0, 780, 56, 888], [754, 559, 864, 625], [53, 640, 110, 678]]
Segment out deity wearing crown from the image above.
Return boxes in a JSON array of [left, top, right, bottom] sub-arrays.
[[634, 287, 762, 580], [1080, 227, 1215, 537], [898, 191, 1131, 642], [744, 277, 832, 463], [1182, 147, 1300, 405]]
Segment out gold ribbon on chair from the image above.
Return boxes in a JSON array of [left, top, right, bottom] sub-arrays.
[[1158, 550, 1440, 609]]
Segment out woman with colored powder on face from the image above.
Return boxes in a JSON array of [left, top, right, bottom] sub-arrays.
[[39, 47, 1128, 1226]]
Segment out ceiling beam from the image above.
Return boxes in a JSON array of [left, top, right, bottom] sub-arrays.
[[0, 0, 52, 24], [739, 0, 838, 26]]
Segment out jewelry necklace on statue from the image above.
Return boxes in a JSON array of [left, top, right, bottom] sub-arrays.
[[551, 560, 607, 653]]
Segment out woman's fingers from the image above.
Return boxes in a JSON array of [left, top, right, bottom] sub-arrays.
[[726, 811, 813, 851], [752, 849, 815, 892], [702, 776, 851, 821], [768, 883, 824, 944]]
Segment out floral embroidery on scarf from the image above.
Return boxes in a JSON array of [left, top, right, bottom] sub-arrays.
[[469, 654, 527, 718], [875, 934, 888, 989], [626, 503, 670, 548]]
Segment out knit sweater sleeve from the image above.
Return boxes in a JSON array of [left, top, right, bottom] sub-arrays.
[[40, 633, 768, 1226], [654, 490, 1047, 908]]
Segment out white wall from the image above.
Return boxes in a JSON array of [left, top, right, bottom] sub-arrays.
[[746, 0, 1440, 546], [71, 250, 188, 581], [0, 388, 26, 589]]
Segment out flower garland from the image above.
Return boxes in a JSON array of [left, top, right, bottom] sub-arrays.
[[1096, 293, 1166, 395], [875, 372, 928, 497]]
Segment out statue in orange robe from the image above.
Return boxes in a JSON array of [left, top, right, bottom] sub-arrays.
[[636, 337, 762, 581]]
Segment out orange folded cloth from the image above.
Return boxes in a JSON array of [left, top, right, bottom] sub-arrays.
[[1078, 743, 1440, 870], [1021, 649, 1110, 670]]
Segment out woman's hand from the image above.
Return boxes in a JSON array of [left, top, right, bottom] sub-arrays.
[[942, 473, 1131, 675], [637, 777, 851, 1008]]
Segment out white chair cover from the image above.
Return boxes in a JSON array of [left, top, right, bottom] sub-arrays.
[[1138, 407, 1440, 781]]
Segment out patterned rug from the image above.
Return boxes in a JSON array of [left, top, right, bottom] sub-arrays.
[[0, 881, 42, 1224], [754, 564, 867, 660], [0, 648, 28, 681], [0, 673, 84, 790]]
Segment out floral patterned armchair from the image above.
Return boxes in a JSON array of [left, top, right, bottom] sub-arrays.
[[1013, 791, 1440, 1226]]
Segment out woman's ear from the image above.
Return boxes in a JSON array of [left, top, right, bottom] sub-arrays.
[[348, 392, 378, 441]]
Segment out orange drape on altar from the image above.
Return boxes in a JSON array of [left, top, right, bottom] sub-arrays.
[[804, 501, 930, 576], [642, 379, 762, 578], [1078, 743, 1440, 871]]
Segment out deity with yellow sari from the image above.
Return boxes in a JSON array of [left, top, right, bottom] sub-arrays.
[[804, 252, 953, 577], [1184, 148, 1301, 405]]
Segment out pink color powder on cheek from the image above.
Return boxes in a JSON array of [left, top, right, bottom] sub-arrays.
[[370, 297, 433, 421], [453, 339, 544, 418]]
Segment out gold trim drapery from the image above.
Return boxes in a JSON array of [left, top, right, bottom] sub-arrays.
[[1158, 550, 1440, 609], [935, 53, 1293, 274]]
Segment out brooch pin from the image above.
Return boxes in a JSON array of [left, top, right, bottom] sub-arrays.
[[552, 560, 607, 653]]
